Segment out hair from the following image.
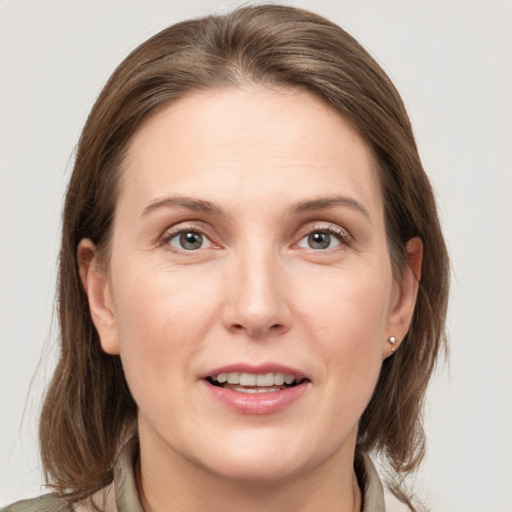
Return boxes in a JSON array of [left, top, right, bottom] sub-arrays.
[[39, 4, 449, 509]]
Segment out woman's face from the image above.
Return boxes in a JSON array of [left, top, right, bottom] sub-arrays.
[[82, 87, 418, 484]]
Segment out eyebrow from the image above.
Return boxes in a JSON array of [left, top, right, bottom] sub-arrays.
[[291, 195, 371, 222], [142, 196, 226, 217], [141, 194, 370, 221]]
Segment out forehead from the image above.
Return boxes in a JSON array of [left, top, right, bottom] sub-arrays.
[[120, 86, 382, 219]]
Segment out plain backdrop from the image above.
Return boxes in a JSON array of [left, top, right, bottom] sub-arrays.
[[1, 0, 511, 510]]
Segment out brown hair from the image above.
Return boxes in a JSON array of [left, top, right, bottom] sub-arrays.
[[40, 4, 449, 509]]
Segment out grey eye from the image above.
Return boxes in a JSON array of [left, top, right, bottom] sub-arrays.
[[308, 232, 331, 249], [169, 231, 206, 250], [297, 230, 342, 250]]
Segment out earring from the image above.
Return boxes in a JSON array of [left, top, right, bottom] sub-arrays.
[[388, 336, 397, 353]]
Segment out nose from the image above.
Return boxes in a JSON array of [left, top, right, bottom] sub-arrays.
[[221, 247, 292, 338]]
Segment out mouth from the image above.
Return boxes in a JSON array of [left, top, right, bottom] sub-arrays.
[[202, 366, 310, 414], [206, 372, 307, 394]]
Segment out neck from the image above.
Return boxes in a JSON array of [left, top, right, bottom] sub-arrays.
[[136, 429, 362, 512]]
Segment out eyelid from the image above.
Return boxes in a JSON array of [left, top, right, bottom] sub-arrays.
[[158, 222, 220, 251], [157, 220, 352, 252], [293, 222, 353, 249]]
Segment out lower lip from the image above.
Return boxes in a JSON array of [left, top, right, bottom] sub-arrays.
[[203, 380, 309, 415]]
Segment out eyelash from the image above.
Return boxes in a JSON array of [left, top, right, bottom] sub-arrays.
[[159, 223, 352, 253], [295, 224, 353, 252], [159, 224, 218, 252]]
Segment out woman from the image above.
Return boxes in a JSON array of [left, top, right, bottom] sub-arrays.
[[3, 5, 449, 512]]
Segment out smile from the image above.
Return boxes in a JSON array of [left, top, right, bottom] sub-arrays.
[[207, 372, 304, 393], [202, 366, 310, 414]]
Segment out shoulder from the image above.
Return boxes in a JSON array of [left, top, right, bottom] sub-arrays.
[[2, 484, 118, 512], [1, 494, 73, 512], [2, 438, 133, 512]]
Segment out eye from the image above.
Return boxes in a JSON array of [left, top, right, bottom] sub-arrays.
[[166, 230, 213, 251], [297, 229, 344, 250]]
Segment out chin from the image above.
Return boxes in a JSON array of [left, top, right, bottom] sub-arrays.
[[190, 431, 325, 485], [204, 453, 307, 486]]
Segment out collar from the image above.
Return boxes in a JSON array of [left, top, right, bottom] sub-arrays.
[[359, 452, 386, 512]]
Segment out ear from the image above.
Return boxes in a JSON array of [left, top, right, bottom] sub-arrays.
[[77, 239, 120, 355], [383, 237, 423, 359]]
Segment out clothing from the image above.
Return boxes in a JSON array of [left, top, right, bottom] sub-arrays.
[[2, 439, 386, 512]]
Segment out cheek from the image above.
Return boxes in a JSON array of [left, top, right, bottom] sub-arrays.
[[299, 265, 392, 345], [108, 258, 220, 390], [297, 266, 391, 396], [112, 256, 214, 330]]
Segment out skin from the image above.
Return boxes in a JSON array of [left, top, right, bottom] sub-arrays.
[[79, 86, 421, 512]]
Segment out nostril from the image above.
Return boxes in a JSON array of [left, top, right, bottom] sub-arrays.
[[229, 322, 285, 335]]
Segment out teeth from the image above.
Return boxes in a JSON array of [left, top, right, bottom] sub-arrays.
[[240, 373, 256, 386], [232, 386, 281, 394], [227, 372, 240, 384], [211, 372, 300, 387], [273, 372, 285, 385], [284, 375, 295, 385], [256, 373, 273, 386]]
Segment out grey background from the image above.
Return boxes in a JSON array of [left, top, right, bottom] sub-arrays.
[[1, 0, 511, 510]]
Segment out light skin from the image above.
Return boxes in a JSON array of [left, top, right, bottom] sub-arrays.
[[78, 86, 422, 512]]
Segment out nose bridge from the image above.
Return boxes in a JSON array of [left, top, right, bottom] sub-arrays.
[[224, 238, 291, 336]]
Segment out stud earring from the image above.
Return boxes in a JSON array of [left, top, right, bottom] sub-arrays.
[[388, 336, 397, 353]]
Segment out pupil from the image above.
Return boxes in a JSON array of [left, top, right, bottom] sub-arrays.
[[308, 232, 330, 249], [180, 232, 203, 250]]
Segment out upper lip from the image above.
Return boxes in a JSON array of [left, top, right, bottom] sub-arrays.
[[201, 363, 308, 380]]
